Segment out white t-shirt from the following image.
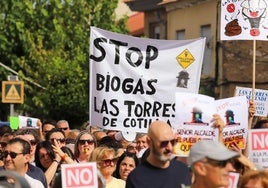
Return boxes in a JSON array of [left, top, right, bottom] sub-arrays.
[[25, 174, 45, 188]]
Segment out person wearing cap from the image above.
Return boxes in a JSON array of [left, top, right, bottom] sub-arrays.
[[188, 139, 240, 188], [126, 120, 191, 188]]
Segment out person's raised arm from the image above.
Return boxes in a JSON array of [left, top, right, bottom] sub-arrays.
[[243, 100, 256, 157], [212, 114, 225, 143], [37, 119, 44, 141], [45, 139, 74, 185]]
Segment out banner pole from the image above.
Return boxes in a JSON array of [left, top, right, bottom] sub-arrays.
[[252, 40, 256, 101]]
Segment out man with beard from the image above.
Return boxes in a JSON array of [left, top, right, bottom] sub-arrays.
[[126, 120, 191, 188]]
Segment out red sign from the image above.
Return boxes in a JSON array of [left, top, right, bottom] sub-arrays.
[[61, 163, 98, 188], [251, 131, 268, 150]]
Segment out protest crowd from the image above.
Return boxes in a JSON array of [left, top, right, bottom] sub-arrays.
[[0, 99, 267, 188]]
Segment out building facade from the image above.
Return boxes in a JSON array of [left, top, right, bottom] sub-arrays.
[[125, 0, 268, 99]]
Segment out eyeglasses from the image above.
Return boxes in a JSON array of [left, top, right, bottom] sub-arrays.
[[29, 140, 37, 146], [205, 158, 234, 168], [78, 139, 95, 145], [160, 139, 177, 148], [100, 158, 117, 166], [3, 151, 24, 159], [50, 138, 66, 143], [60, 127, 69, 131]]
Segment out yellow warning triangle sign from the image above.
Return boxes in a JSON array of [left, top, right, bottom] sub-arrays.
[[6, 85, 21, 100]]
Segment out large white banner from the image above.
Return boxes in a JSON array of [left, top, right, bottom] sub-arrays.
[[221, 0, 268, 41], [89, 27, 205, 133]]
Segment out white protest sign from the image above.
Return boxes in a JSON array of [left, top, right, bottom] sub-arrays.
[[215, 96, 248, 149], [248, 129, 268, 169], [221, 0, 268, 41], [174, 94, 248, 156], [235, 86, 268, 117], [61, 163, 98, 188], [89, 27, 205, 133], [174, 92, 216, 156], [18, 115, 39, 129]]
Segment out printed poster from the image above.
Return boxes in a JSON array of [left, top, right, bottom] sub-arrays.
[[61, 162, 98, 188], [215, 96, 249, 149], [174, 93, 248, 156], [89, 27, 206, 133], [221, 0, 268, 41], [174, 92, 217, 156], [248, 129, 268, 169], [235, 86, 268, 117]]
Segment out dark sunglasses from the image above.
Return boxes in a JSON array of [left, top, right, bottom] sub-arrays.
[[160, 139, 177, 148], [3, 151, 24, 159], [60, 127, 69, 131], [51, 138, 66, 143], [101, 158, 117, 166], [29, 140, 37, 146], [206, 158, 234, 168], [78, 139, 95, 145]]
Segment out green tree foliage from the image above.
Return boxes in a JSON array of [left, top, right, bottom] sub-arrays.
[[0, 0, 128, 127]]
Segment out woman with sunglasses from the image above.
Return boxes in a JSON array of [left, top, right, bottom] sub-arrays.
[[90, 146, 125, 188], [35, 140, 59, 187], [35, 141, 55, 172], [35, 140, 74, 186], [45, 128, 66, 147], [74, 130, 96, 163], [113, 151, 139, 181]]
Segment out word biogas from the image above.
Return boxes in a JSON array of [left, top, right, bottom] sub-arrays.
[[96, 73, 157, 95]]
